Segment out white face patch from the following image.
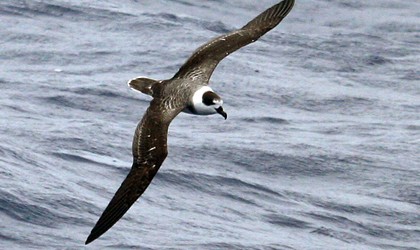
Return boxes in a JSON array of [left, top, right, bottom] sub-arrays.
[[189, 86, 223, 115], [192, 86, 213, 106]]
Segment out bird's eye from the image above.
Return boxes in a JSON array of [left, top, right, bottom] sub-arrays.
[[202, 91, 218, 106]]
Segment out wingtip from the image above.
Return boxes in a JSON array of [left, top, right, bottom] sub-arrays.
[[85, 234, 94, 245], [85, 230, 100, 245]]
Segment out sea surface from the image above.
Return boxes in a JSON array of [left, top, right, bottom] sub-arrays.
[[1, 0, 419, 249]]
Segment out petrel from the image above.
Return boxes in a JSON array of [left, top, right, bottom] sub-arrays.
[[86, 0, 294, 244]]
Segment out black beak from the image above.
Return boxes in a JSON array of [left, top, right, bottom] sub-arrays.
[[215, 106, 227, 120]]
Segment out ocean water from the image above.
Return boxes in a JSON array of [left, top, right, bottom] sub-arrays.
[[1, 0, 419, 249]]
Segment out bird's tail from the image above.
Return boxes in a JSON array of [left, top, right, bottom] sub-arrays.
[[127, 77, 159, 96]]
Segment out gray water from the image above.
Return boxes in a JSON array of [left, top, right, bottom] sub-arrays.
[[1, 0, 419, 249]]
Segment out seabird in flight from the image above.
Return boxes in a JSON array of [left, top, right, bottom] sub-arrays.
[[86, 0, 294, 244]]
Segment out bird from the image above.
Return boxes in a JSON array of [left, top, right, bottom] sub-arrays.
[[85, 0, 294, 244]]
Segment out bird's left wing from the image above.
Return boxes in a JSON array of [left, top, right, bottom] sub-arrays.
[[172, 0, 295, 83], [85, 99, 183, 244]]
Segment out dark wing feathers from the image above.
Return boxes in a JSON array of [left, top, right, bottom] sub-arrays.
[[85, 165, 156, 245], [85, 102, 182, 244], [172, 0, 294, 83], [86, 0, 295, 244]]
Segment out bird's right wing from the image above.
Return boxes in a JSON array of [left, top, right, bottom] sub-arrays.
[[172, 0, 295, 83], [85, 99, 183, 244]]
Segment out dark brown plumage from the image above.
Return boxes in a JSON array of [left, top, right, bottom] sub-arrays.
[[86, 0, 294, 244], [173, 0, 295, 83], [85, 101, 182, 245]]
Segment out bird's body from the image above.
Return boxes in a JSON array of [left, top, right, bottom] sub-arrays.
[[86, 0, 295, 244]]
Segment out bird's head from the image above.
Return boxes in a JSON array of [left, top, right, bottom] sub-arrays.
[[189, 86, 227, 119], [202, 90, 227, 119]]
